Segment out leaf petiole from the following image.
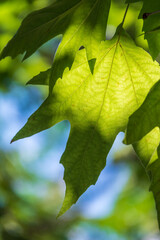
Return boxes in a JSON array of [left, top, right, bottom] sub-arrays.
[[143, 10, 160, 19], [117, 3, 129, 39], [121, 3, 130, 28]]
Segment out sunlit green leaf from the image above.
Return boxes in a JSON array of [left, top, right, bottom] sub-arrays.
[[10, 28, 160, 215], [48, 0, 111, 90]]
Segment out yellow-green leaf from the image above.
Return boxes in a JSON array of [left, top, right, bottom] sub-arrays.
[[11, 29, 160, 215]]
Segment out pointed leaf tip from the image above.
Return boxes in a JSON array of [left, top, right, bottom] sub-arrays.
[[10, 136, 19, 144], [10, 134, 20, 143]]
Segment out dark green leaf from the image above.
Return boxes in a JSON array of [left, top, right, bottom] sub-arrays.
[[125, 80, 160, 144], [27, 69, 51, 85], [0, 0, 81, 60], [126, 0, 160, 59], [0, 0, 111, 92]]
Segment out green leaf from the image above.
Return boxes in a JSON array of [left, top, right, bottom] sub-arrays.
[[0, 0, 111, 90], [27, 69, 51, 85], [126, 0, 141, 3], [0, 0, 77, 59], [149, 145, 160, 227], [125, 80, 160, 144], [48, 0, 111, 90], [140, 1, 160, 59], [133, 128, 160, 168], [133, 128, 160, 227], [127, 0, 160, 59], [11, 29, 160, 215], [125, 76, 160, 226]]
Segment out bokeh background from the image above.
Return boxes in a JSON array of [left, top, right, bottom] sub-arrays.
[[0, 0, 160, 239]]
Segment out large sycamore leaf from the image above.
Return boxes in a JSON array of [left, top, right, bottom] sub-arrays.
[[133, 128, 160, 227], [11, 29, 160, 215], [125, 80, 160, 144], [127, 0, 160, 59], [0, 0, 111, 90]]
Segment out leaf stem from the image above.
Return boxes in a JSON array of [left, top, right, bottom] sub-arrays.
[[143, 10, 160, 19], [117, 3, 129, 39], [121, 3, 130, 28]]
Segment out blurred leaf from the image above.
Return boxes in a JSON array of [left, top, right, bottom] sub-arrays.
[[125, 80, 160, 227]]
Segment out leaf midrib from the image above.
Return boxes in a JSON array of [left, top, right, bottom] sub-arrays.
[[96, 41, 121, 126], [119, 43, 139, 106], [55, 43, 116, 113]]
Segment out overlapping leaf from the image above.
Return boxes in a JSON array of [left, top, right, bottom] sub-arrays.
[[49, 0, 111, 91], [127, 0, 160, 59], [10, 29, 160, 215], [1, 0, 78, 59], [139, 0, 160, 59], [132, 128, 160, 227], [125, 79, 160, 226], [125, 80, 160, 144], [0, 0, 111, 90]]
